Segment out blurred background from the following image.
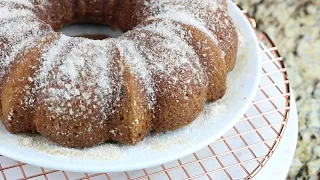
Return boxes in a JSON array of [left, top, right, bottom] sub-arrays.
[[236, 0, 320, 179]]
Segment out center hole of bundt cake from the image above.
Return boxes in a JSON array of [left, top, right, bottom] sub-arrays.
[[60, 23, 123, 40]]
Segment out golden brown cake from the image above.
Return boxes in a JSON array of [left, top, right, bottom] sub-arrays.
[[0, 0, 238, 147]]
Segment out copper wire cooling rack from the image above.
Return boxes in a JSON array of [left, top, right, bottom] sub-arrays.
[[0, 5, 291, 180]]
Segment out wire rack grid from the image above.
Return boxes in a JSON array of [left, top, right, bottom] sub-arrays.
[[0, 5, 291, 180]]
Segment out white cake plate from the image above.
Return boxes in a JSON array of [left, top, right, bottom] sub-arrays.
[[0, 0, 261, 173]]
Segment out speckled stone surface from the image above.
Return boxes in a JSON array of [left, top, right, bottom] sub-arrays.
[[236, 0, 320, 179]]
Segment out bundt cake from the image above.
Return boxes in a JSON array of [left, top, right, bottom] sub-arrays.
[[0, 0, 238, 147]]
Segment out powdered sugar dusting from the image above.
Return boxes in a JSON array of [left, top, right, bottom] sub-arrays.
[[37, 37, 125, 121], [138, 0, 222, 43], [0, 5, 52, 83], [149, 11, 219, 45], [136, 0, 236, 61], [16, 134, 124, 161], [0, 7, 33, 19], [1, 0, 34, 8], [116, 39, 156, 108], [123, 27, 206, 87], [146, 0, 220, 14], [37, 35, 71, 87]]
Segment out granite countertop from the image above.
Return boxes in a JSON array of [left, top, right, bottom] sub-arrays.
[[236, 0, 320, 179]]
